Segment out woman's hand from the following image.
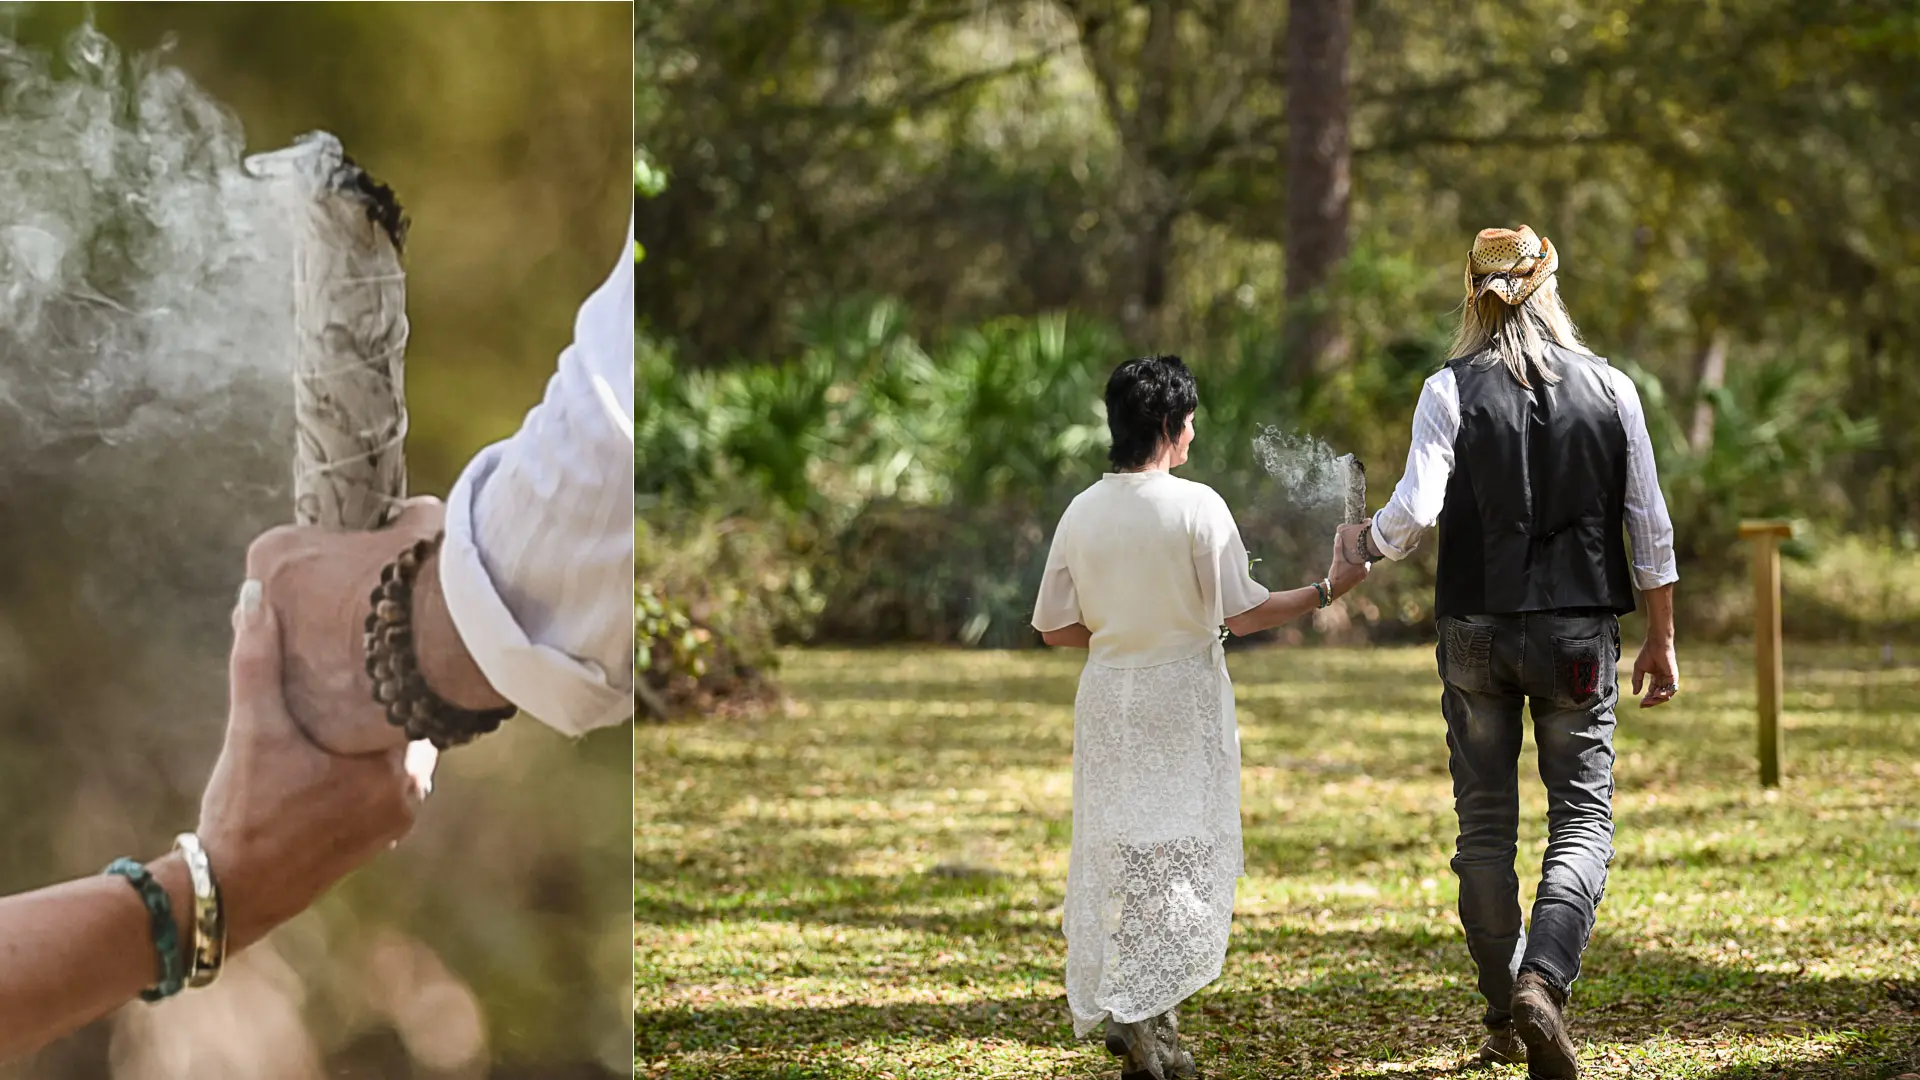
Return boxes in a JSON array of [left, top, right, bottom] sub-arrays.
[[1328, 524, 1371, 598], [196, 580, 428, 953]]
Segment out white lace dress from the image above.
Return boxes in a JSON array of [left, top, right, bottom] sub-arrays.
[[1031, 470, 1271, 1036]]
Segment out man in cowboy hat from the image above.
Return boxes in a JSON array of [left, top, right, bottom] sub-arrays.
[[1335, 226, 1680, 1078]]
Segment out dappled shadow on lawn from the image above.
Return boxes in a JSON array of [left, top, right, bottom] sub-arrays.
[[638, 993, 1071, 1056], [635, 868, 1060, 938], [640, 907, 1920, 1074], [639, 647, 1920, 1077]]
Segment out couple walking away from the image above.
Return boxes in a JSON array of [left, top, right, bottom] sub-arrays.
[[1033, 226, 1681, 1079]]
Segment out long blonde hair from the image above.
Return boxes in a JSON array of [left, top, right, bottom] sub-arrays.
[[1448, 274, 1593, 388]]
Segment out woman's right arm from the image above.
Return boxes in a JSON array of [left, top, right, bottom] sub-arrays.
[[1223, 585, 1327, 637], [0, 857, 198, 1061], [0, 583, 422, 1063], [1223, 532, 1370, 637]]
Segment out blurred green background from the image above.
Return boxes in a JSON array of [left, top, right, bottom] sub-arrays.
[[635, 0, 1920, 710], [0, 3, 632, 1079]]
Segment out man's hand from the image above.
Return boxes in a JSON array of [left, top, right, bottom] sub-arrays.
[[1631, 637, 1679, 708], [245, 497, 509, 755], [1632, 582, 1679, 708], [198, 581, 426, 952]]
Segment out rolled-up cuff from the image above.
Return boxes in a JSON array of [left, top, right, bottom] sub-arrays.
[[1368, 511, 1417, 562], [1632, 565, 1679, 591], [440, 445, 632, 737]]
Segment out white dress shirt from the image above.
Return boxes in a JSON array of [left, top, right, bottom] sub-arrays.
[[1370, 361, 1679, 590], [437, 219, 636, 736]]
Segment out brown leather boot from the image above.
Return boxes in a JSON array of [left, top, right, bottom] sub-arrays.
[[1511, 971, 1579, 1078], [1462, 1022, 1527, 1068]]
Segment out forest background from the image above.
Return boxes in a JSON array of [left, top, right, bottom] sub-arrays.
[[635, 0, 1920, 708]]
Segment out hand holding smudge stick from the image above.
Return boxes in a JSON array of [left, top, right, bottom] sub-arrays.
[[245, 133, 511, 754]]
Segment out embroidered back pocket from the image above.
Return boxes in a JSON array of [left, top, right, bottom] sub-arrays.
[[1441, 619, 1497, 694]]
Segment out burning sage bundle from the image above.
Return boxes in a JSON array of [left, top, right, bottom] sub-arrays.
[[243, 131, 410, 530]]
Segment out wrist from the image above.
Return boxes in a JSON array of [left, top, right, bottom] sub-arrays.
[[409, 552, 512, 713]]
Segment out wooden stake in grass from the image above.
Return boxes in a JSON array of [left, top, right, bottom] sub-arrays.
[[245, 131, 410, 530], [1739, 520, 1794, 788]]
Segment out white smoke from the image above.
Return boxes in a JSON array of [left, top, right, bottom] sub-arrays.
[[0, 25, 292, 451], [1252, 425, 1346, 511], [0, 24, 297, 635]]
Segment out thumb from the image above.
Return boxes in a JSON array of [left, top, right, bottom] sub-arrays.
[[228, 579, 287, 722], [1631, 660, 1645, 696]]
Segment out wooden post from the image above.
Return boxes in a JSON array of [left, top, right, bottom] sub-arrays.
[[1739, 521, 1793, 787]]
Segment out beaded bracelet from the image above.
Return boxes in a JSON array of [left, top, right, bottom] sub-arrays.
[[364, 532, 516, 749], [104, 857, 184, 1002], [1313, 579, 1333, 609], [1356, 522, 1386, 564]]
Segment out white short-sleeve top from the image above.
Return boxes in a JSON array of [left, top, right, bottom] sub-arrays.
[[1031, 471, 1271, 668]]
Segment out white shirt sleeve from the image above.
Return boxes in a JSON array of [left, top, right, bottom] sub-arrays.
[[1609, 367, 1680, 589], [1031, 506, 1083, 633], [1193, 490, 1271, 623], [1370, 369, 1460, 561], [437, 218, 636, 737]]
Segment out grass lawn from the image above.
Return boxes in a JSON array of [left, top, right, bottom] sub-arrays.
[[636, 644, 1920, 1079]]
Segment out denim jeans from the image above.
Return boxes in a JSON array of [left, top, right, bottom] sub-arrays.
[[1436, 611, 1619, 1028]]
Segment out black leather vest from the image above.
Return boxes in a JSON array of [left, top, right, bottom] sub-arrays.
[[1434, 344, 1638, 618]]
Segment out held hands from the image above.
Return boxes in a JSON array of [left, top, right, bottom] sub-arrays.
[[196, 581, 428, 953], [1631, 635, 1680, 708], [1328, 523, 1371, 598], [244, 497, 506, 756]]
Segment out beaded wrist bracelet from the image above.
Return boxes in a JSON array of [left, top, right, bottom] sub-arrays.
[[1313, 579, 1333, 609], [104, 857, 184, 1002], [364, 532, 516, 749]]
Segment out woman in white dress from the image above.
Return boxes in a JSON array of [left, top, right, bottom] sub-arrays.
[[1031, 354, 1369, 1079]]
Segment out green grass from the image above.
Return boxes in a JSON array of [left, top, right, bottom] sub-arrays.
[[636, 644, 1920, 1079]]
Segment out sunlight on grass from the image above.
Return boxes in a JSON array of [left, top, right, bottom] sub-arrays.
[[638, 644, 1920, 1078]]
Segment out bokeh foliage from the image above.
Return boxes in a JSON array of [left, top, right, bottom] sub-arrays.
[[0, 4, 632, 1078], [636, 0, 1920, 684]]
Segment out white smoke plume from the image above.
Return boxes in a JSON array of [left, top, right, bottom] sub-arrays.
[[0, 24, 296, 638], [1252, 425, 1347, 512]]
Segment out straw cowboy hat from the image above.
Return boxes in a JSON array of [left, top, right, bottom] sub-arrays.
[[1464, 225, 1558, 306]]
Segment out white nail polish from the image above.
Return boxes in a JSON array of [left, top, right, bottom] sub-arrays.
[[238, 579, 263, 618]]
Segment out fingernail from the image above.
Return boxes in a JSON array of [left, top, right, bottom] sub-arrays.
[[238, 579, 263, 625]]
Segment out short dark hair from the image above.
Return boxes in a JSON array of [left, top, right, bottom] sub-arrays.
[[1105, 354, 1198, 469]]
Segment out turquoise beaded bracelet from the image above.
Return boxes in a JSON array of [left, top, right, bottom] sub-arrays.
[[104, 857, 184, 1002]]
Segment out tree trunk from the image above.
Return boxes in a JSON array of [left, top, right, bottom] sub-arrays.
[[1688, 326, 1729, 454], [1125, 0, 1180, 343], [1284, 0, 1353, 381]]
